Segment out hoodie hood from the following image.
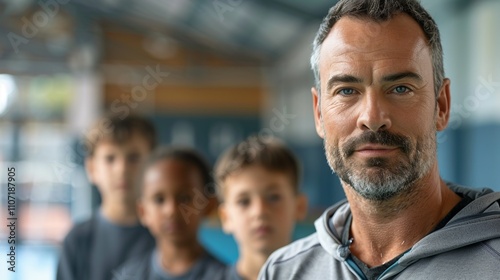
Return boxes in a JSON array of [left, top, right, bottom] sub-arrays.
[[315, 183, 500, 265], [260, 183, 500, 280]]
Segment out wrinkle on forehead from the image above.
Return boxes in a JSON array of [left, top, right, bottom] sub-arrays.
[[319, 14, 433, 88]]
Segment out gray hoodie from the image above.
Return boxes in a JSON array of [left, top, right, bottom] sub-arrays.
[[259, 184, 500, 279]]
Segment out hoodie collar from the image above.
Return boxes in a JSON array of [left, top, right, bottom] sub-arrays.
[[314, 183, 500, 264]]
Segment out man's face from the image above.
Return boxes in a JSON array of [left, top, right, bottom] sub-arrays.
[[312, 14, 450, 201]]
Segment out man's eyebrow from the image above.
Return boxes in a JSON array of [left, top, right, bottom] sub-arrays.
[[326, 74, 363, 92], [382, 72, 423, 83]]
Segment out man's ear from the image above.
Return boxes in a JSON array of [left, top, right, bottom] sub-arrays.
[[295, 194, 308, 221], [312, 87, 324, 138], [436, 78, 451, 131], [218, 203, 233, 234]]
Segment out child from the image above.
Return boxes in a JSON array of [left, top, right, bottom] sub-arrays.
[[215, 136, 307, 280], [114, 147, 227, 279], [57, 114, 157, 280]]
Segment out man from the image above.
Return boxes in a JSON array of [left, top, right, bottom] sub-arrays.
[[259, 0, 500, 279]]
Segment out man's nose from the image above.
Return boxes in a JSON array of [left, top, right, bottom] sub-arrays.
[[356, 91, 392, 132]]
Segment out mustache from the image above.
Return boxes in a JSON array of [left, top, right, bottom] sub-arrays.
[[343, 131, 411, 157]]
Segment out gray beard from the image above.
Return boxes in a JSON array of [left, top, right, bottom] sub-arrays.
[[323, 130, 436, 201]]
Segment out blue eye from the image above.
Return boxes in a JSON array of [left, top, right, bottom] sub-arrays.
[[393, 86, 410, 94], [339, 88, 355, 96]]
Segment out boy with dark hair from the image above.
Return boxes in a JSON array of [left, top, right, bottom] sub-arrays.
[[114, 146, 227, 279], [57, 114, 157, 280], [215, 136, 307, 280]]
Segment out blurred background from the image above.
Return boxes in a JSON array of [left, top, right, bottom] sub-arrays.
[[0, 0, 499, 279]]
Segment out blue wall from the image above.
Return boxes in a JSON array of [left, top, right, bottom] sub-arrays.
[[438, 123, 500, 191]]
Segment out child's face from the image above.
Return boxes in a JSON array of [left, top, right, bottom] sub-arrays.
[[219, 165, 306, 256], [86, 132, 151, 204], [138, 159, 208, 246]]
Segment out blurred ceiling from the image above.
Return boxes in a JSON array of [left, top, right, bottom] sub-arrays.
[[0, 0, 476, 73], [0, 0, 337, 72]]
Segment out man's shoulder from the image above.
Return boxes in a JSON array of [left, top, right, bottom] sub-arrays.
[[259, 233, 347, 279], [447, 182, 499, 199], [267, 232, 324, 266]]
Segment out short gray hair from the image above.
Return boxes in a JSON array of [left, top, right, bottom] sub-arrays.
[[311, 0, 444, 97]]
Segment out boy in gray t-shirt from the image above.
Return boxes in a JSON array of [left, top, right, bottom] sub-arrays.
[[57, 114, 157, 280]]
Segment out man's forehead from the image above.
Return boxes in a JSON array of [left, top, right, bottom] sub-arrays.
[[321, 14, 429, 60], [319, 14, 432, 80]]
